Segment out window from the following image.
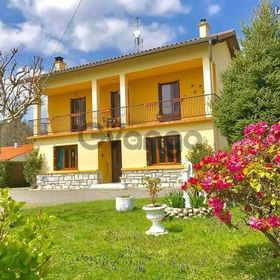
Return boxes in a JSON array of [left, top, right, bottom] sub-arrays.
[[54, 145, 78, 170], [146, 135, 181, 165], [158, 81, 181, 121]]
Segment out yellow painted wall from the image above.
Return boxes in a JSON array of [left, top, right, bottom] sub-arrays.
[[120, 121, 215, 169], [213, 126, 229, 151], [35, 120, 216, 175], [212, 42, 232, 95], [34, 134, 99, 173], [211, 42, 232, 146], [48, 89, 92, 133], [128, 67, 205, 124], [98, 142, 112, 183], [45, 44, 208, 90]]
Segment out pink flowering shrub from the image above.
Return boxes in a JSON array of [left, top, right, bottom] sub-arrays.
[[185, 121, 280, 252]]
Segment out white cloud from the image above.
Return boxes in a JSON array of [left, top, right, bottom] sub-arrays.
[[72, 18, 177, 53], [0, 21, 63, 54], [3, 0, 191, 56], [119, 0, 191, 16], [208, 4, 221, 16]]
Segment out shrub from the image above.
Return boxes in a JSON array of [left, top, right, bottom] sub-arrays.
[[0, 161, 28, 188], [142, 177, 161, 206], [0, 162, 7, 187], [187, 189, 205, 208], [186, 141, 214, 164], [186, 121, 280, 253], [23, 149, 43, 188], [0, 188, 54, 278], [163, 190, 184, 208]]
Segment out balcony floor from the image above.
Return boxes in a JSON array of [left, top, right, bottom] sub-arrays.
[[28, 115, 212, 140]]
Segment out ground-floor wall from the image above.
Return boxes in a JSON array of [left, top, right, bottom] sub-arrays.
[[34, 120, 222, 189], [37, 171, 102, 190], [121, 167, 182, 188]]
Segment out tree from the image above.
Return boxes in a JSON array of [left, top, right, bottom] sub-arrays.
[[212, 1, 280, 143], [0, 48, 43, 123], [0, 119, 31, 146]]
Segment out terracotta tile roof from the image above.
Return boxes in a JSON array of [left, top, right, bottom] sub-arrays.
[[48, 29, 239, 76], [0, 144, 33, 161]]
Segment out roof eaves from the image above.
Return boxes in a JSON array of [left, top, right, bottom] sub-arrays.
[[47, 38, 211, 76], [47, 29, 238, 76]]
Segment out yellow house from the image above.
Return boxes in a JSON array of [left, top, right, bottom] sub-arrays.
[[30, 20, 239, 189]]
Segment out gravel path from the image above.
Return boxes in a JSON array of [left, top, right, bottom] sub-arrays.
[[10, 185, 176, 207]]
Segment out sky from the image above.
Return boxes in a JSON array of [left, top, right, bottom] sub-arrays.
[[1, 0, 279, 72]]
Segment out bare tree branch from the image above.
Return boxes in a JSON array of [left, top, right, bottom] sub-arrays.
[[0, 48, 44, 123]]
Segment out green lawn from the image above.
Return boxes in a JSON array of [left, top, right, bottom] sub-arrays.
[[25, 199, 280, 280]]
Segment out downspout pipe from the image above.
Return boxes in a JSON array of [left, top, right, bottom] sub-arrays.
[[208, 37, 215, 95]]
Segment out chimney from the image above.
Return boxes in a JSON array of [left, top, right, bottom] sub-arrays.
[[14, 142, 18, 148], [54, 56, 66, 71], [198, 19, 210, 38]]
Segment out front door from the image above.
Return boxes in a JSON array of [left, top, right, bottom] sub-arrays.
[[71, 97, 86, 131], [111, 140, 122, 182]]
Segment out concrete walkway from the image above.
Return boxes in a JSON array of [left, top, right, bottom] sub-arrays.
[[10, 184, 176, 207]]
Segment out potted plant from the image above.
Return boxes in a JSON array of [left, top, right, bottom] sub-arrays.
[[116, 195, 134, 212], [142, 177, 168, 235]]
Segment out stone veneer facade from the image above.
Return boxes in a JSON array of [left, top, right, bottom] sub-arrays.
[[121, 168, 182, 188], [36, 168, 182, 189], [36, 172, 102, 190]]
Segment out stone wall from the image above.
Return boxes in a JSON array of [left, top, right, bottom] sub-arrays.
[[36, 171, 102, 190], [121, 168, 182, 188], [36, 168, 182, 190]]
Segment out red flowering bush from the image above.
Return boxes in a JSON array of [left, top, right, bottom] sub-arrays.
[[185, 121, 280, 252]]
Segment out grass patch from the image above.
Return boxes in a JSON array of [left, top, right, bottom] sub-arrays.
[[25, 199, 280, 280]]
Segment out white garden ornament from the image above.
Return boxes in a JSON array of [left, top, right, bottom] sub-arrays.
[[142, 204, 168, 235], [116, 196, 134, 212]]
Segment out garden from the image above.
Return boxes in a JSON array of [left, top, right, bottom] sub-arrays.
[[23, 199, 280, 280], [1, 121, 279, 279]]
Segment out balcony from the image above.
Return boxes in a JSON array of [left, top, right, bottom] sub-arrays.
[[28, 94, 217, 137]]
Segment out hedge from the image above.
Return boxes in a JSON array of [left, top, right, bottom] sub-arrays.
[[0, 161, 29, 188]]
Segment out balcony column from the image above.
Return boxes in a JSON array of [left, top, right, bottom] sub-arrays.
[[119, 73, 128, 126], [33, 101, 42, 136], [91, 79, 99, 128], [44, 95, 49, 134], [202, 55, 213, 115]]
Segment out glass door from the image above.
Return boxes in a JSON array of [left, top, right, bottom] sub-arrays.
[[158, 81, 181, 121], [110, 91, 121, 127], [70, 97, 86, 131]]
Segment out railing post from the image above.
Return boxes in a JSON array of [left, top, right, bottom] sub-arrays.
[[202, 56, 213, 115], [120, 73, 127, 126], [33, 101, 42, 136], [91, 79, 99, 128]]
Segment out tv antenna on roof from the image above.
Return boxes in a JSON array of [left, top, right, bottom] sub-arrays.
[[133, 17, 143, 52]]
